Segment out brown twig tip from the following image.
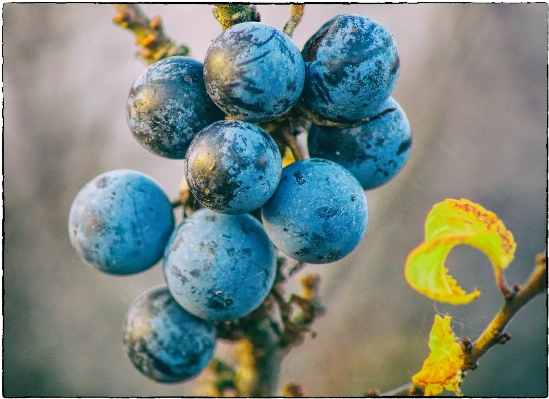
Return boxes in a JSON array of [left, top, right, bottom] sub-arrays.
[[300, 273, 320, 299], [112, 11, 129, 26], [408, 385, 425, 396], [498, 332, 511, 345], [283, 382, 305, 397], [461, 337, 473, 353], [149, 16, 161, 29], [365, 388, 381, 397]]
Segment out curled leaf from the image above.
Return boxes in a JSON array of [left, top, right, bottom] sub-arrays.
[[412, 315, 463, 396], [405, 198, 516, 304]]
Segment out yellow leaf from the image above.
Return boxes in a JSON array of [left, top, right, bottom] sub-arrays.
[[405, 198, 516, 304], [412, 315, 463, 396]]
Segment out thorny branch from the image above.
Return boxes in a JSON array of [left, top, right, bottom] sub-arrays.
[[376, 252, 547, 396], [461, 251, 547, 371], [113, 4, 190, 65]]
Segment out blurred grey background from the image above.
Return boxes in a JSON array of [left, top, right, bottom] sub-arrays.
[[4, 4, 547, 397]]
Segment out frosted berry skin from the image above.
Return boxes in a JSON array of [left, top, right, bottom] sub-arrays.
[[298, 14, 400, 126], [68, 170, 174, 275], [308, 97, 412, 190], [163, 209, 277, 321], [127, 56, 225, 159], [123, 286, 216, 383], [185, 120, 282, 215], [261, 158, 368, 264], [203, 22, 305, 123]]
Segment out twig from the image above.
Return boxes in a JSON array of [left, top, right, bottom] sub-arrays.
[[282, 124, 305, 161], [113, 4, 190, 65], [212, 4, 260, 31], [283, 5, 305, 38], [462, 251, 547, 370], [170, 198, 182, 209], [287, 261, 306, 277]]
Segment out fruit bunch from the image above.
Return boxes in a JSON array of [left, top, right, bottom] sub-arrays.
[[68, 11, 411, 386]]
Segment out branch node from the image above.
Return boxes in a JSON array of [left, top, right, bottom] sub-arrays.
[[498, 332, 512, 345], [364, 388, 381, 397], [461, 337, 473, 353], [408, 385, 425, 396], [283, 382, 305, 397], [149, 16, 161, 30]]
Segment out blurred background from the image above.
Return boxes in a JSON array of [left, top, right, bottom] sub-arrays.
[[4, 4, 547, 397]]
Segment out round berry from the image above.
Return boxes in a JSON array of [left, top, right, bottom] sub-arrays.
[[123, 286, 216, 383], [298, 14, 399, 126], [185, 120, 282, 215], [163, 209, 276, 321], [261, 159, 368, 264], [308, 97, 412, 189], [127, 56, 225, 159], [68, 170, 174, 275], [204, 22, 305, 122]]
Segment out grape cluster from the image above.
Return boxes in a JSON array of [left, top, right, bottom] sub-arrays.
[[69, 13, 411, 385]]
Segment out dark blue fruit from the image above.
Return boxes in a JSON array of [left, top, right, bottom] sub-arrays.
[[298, 14, 399, 126], [185, 120, 282, 215], [204, 22, 305, 123], [123, 286, 216, 383], [163, 208, 276, 321], [68, 169, 174, 275], [127, 56, 225, 159], [261, 158, 368, 264], [308, 97, 412, 190]]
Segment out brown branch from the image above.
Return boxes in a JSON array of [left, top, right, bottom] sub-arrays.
[[283, 5, 305, 38], [462, 251, 547, 370], [113, 4, 190, 65], [282, 125, 304, 161]]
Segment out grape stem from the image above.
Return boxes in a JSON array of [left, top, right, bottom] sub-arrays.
[[282, 124, 305, 161], [283, 5, 305, 38], [113, 4, 190, 65], [212, 4, 260, 30], [170, 198, 182, 209]]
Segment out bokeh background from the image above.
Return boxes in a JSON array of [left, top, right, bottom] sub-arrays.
[[4, 4, 547, 397]]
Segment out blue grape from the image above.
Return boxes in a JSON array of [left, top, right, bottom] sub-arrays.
[[185, 120, 282, 215], [127, 56, 225, 159], [307, 97, 412, 190], [68, 169, 174, 275], [204, 22, 305, 123], [298, 14, 399, 126], [261, 158, 368, 264], [123, 285, 216, 383], [163, 208, 276, 321]]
